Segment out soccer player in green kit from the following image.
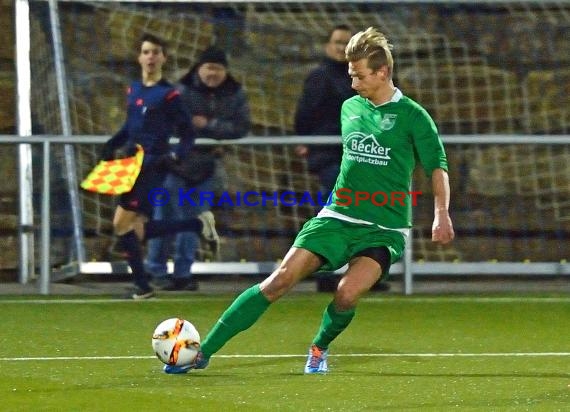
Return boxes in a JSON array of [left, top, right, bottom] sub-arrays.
[[164, 27, 455, 375]]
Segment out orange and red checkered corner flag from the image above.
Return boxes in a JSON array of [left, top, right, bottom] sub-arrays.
[[80, 145, 144, 195]]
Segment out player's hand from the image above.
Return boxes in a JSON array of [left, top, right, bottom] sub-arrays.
[[432, 211, 454, 244]]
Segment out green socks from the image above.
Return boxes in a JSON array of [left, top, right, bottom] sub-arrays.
[[200, 284, 271, 358], [313, 302, 356, 349], [199, 286, 354, 359]]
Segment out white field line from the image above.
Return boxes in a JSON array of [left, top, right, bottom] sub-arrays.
[[1, 352, 570, 362], [0, 296, 569, 304]]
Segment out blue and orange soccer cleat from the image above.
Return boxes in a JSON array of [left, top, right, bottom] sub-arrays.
[[163, 351, 209, 374], [304, 344, 328, 374]]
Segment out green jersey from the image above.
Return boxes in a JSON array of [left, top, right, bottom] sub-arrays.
[[324, 89, 448, 229]]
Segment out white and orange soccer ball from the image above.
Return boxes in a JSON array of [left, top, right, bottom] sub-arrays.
[[151, 318, 200, 366]]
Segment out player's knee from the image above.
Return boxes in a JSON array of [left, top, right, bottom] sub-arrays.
[[112, 218, 135, 236], [334, 286, 359, 310], [260, 266, 296, 301], [112, 211, 141, 236]]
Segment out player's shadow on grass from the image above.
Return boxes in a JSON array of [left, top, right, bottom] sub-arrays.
[[213, 357, 310, 376]]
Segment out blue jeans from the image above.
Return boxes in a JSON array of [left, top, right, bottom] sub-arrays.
[[145, 173, 214, 280]]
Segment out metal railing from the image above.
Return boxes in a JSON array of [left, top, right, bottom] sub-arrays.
[[1, 134, 569, 295]]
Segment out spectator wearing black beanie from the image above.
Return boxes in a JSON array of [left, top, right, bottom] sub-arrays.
[[145, 45, 250, 291]]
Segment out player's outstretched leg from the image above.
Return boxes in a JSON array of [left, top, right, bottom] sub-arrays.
[[144, 212, 219, 254]]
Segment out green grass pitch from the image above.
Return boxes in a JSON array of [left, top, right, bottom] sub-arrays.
[[1, 292, 569, 411]]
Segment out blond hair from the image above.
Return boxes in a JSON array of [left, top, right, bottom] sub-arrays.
[[345, 27, 394, 77]]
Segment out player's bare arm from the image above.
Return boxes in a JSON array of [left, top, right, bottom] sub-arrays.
[[431, 168, 454, 244]]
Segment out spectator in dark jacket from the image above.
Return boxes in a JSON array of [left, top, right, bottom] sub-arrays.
[[294, 25, 355, 196], [145, 46, 251, 291]]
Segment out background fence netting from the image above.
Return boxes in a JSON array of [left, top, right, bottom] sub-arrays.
[[27, 1, 569, 266]]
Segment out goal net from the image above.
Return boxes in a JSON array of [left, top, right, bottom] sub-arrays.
[[26, 0, 570, 267]]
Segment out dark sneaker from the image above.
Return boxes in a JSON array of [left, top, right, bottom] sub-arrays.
[[131, 287, 155, 300]]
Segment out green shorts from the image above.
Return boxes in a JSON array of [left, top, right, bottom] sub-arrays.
[[292, 217, 407, 277]]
